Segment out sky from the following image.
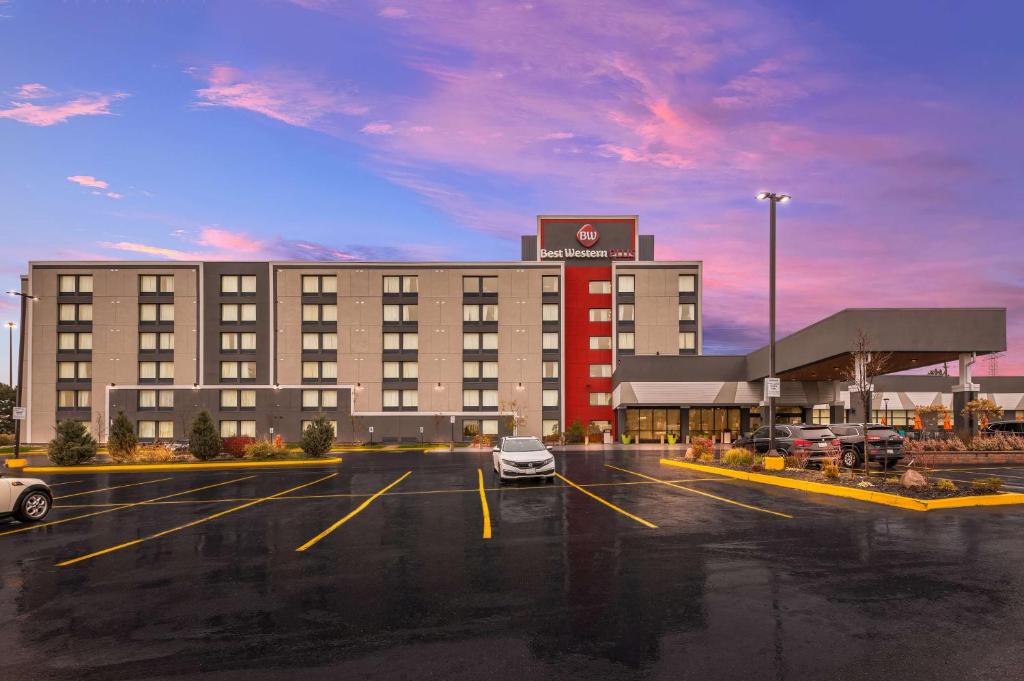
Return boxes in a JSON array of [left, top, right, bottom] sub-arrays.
[[1, 0, 1022, 384]]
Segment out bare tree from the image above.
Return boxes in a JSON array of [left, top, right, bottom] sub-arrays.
[[841, 329, 892, 476]]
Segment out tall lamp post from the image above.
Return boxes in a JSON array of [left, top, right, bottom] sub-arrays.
[[5, 321, 14, 389], [7, 290, 38, 458], [755, 192, 791, 457]]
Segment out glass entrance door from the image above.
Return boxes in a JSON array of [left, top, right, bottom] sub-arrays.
[[625, 408, 681, 443], [688, 407, 742, 443]]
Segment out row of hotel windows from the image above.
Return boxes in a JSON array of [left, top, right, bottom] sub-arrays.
[[605, 304, 695, 322], [60, 274, 177, 295], [586, 332, 697, 351], [613, 274, 696, 294]]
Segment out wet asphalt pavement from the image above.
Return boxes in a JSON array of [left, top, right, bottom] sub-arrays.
[[3, 450, 1024, 680]]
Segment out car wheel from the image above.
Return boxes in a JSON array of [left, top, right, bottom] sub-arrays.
[[14, 491, 51, 523], [841, 449, 858, 468]]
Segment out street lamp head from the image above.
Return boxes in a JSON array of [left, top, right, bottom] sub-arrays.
[[778, 194, 791, 203], [755, 192, 770, 200], [4, 321, 14, 329], [756, 192, 791, 203]]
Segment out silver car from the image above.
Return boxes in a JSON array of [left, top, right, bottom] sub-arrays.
[[492, 436, 556, 483]]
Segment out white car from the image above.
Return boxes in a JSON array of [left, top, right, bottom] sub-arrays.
[[492, 436, 556, 483], [0, 475, 52, 523]]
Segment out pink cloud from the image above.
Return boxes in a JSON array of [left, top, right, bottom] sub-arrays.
[[379, 7, 409, 19], [361, 121, 395, 135], [0, 89, 127, 126], [105, 192, 123, 200], [12, 83, 51, 100], [197, 228, 265, 254], [67, 175, 109, 189], [193, 65, 369, 127]]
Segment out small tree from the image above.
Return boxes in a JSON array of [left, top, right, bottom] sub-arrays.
[[0, 383, 15, 435], [108, 411, 137, 463], [48, 420, 98, 466], [841, 329, 892, 475], [301, 417, 335, 457], [564, 419, 586, 444], [188, 411, 222, 461], [962, 398, 1003, 433]]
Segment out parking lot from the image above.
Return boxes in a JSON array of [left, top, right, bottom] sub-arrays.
[[3, 450, 1024, 680]]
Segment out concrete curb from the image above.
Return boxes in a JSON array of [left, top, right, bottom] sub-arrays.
[[23, 457, 343, 474], [659, 458, 1024, 512]]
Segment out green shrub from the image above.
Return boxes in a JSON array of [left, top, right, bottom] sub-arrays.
[[300, 417, 335, 457], [620, 433, 632, 445], [935, 478, 957, 493], [722, 447, 754, 468], [970, 477, 1004, 494], [47, 420, 97, 465], [188, 411, 222, 461], [0, 433, 14, 446], [564, 420, 586, 444], [244, 438, 289, 459], [108, 411, 137, 463], [822, 463, 840, 480]]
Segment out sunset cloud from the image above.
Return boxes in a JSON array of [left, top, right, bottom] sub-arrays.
[[0, 87, 127, 126], [67, 175, 109, 189]]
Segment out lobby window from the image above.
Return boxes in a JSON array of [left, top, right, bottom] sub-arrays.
[[220, 389, 256, 409], [463, 303, 498, 322], [300, 420, 337, 436], [618, 332, 635, 350], [221, 303, 256, 322], [679, 331, 696, 351], [385, 303, 418, 323], [58, 361, 91, 380], [589, 364, 612, 378], [302, 303, 338, 323], [617, 275, 635, 294], [679, 303, 695, 321], [463, 276, 498, 294], [542, 276, 560, 293], [542, 361, 559, 379], [463, 332, 498, 351], [542, 332, 559, 351], [58, 332, 92, 352], [588, 308, 611, 322], [811, 408, 831, 425], [139, 274, 174, 294], [140, 303, 174, 323], [302, 275, 337, 294], [220, 420, 257, 438], [383, 275, 418, 294], [221, 332, 257, 351], [543, 419, 560, 436], [463, 361, 498, 379], [618, 304, 635, 321], [59, 274, 93, 294], [220, 361, 256, 380], [302, 361, 338, 381], [588, 280, 611, 294], [383, 332, 418, 351], [589, 336, 612, 350], [589, 392, 612, 406], [57, 389, 90, 409], [542, 304, 560, 322], [542, 389, 559, 407], [679, 274, 696, 293], [221, 274, 257, 294], [383, 361, 418, 379], [302, 389, 338, 409], [590, 420, 612, 434], [58, 303, 92, 323], [140, 332, 175, 351], [463, 419, 499, 437]]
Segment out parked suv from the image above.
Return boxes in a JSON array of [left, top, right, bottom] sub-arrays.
[[829, 423, 903, 468], [735, 424, 839, 464], [983, 421, 1024, 435]]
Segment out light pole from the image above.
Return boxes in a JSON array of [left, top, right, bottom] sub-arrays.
[[5, 321, 14, 389], [883, 397, 890, 426], [7, 290, 38, 458], [755, 192, 791, 457]]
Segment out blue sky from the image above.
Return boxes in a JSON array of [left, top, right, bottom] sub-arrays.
[[1, 0, 1022, 384]]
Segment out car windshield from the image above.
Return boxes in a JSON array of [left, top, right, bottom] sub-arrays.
[[503, 438, 547, 452], [867, 426, 899, 437]]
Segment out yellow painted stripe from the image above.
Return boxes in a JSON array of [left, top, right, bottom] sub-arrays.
[[555, 472, 657, 528], [57, 473, 337, 566], [296, 471, 411, 552], [25, 458, 342, 474], [47, 479, 87, 488], [53, 477, 172, 500], [605, 464, 793, 519], [477, 469, 492, 540], [1, 476, 256, 538]]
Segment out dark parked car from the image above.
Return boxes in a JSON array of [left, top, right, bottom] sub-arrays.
[[829, 424, 903, 468], [734, 424, 839, 464], [983, 420, 1024, 434]]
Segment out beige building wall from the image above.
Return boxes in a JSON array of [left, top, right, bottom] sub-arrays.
[[27, 267, 58, 443], [619, 264, 702, 357]]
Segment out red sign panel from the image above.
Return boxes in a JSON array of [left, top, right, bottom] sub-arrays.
[[575, 224, 600, 248]]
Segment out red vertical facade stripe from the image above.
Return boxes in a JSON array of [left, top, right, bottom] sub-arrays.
[[564, 265, 613, 434]]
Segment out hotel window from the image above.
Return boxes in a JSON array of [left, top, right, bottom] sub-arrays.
[[139, 421, 174, 439], [139, 274, 174, 293], [542, 332, 559, 350], [588, 308, 611, 322], [58, 303, 92, 323], [542, 276, 560, 293], [300, 420, 337, 436], [679, 303, 695, 321], [463, 389, 498, 409], [384, 304, 418, 323], [220, 420, 257, 438], [618, 332, 635, 350], [543, 419, 560, 436], [679, 331, 696, 351], [383, 361, 418, 379], [462, 419, 498, 437], [811, 408, 831, 425], [138, 390, 174, 409], [542, 361, 559, 379], [140, 303, 174, 323], [139, 332, 174, 351], [139, 361, 174, 381], [383, 275, 418, 294], [302, 303, 337, 323], [302, 275, 337, 294], [301, 389, 338, 409], [463, 276, 498, 294], [383, 332, 418, 351], [220, 361, 256, 380], [58, 274, 93, 294], [220, 274, 257, 294], [463, 361, 498, 379], [463, 332, 498, 351], [542, 389, 559, 407], [589, 392, 612, 406], [618, 304, 635, 321], [221, 332, 256, 351], [589, 336, 612, 350], [57, 390, 90, 409], [302, 361, 338, 381], [679, 274, 696, 293], [590, 364, 612, 378], [58, 332, 92, 351], [302, 332, 337, 351], [542, 304, 560, 322], [588, 280, 611, 294], [220, 389, 256, 409], [57, 361, 91, 380], [221, 303, 256, 322], [463, 304, 498, 322], [382, 389, 418, 409], [617, 275, 635, 293]]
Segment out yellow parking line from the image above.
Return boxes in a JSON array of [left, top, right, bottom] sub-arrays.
[[2, 476, 256, 538], [53, 477, 172, 500], [555, 472, 657, 528], [47, 479, 87, 488], [605, 464, 793, 519], [57, 473, 336, 566], [296, 471, 411, 552], [477, 469, 492, 540]]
